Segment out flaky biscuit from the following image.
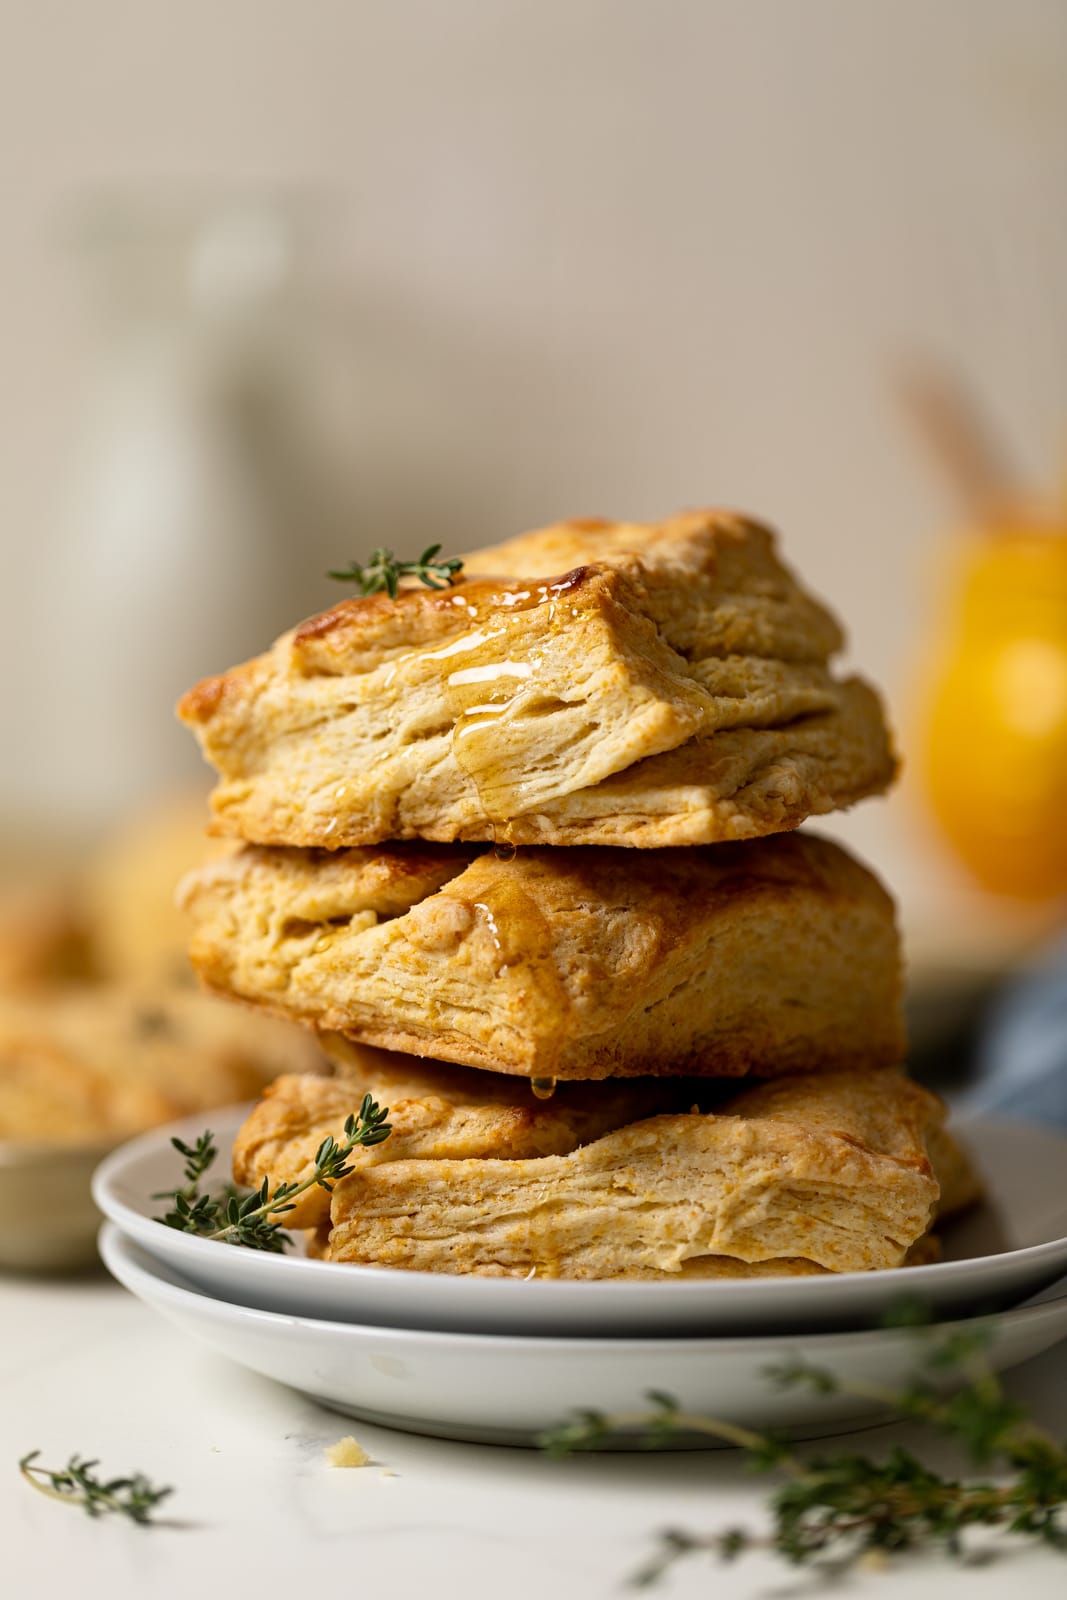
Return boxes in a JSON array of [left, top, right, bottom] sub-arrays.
[[307, 1226, 943, 1275], [232, 1050, 691, 1229], [178, 511, 895, 848], [180, 832, 904, 1082], [326, 1071, 950, 1278]]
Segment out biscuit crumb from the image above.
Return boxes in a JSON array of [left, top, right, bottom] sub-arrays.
[[859, 1550, 889, 1573], [381, 1468, 398, 1480], [325, 1435, 370, 1467]]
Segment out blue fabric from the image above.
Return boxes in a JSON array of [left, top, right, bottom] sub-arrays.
[[952, 932, 1067, 1128]]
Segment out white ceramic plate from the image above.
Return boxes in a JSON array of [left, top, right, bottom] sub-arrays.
[[100, 1222, 1067, 1448], [93, 1108, 1067, 1336]]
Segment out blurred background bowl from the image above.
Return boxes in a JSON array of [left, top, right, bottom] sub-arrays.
[[0, 1136, 118, 1271]]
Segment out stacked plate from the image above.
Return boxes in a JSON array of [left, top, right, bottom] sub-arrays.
[[94, 1108, 1067, 1447]]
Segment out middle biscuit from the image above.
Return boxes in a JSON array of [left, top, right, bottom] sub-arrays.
[[180, 831, 903, 1083]]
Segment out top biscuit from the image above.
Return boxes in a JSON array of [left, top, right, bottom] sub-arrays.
[[178, 511, 896, 848]]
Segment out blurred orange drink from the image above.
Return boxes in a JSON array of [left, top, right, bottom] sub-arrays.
[[921, 521, 1067, 900]]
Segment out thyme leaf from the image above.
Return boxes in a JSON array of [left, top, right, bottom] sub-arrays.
[[542, 1326, 1067, 1582], [327, 545, 463, 598], [19, 1451, 172, 1525], [153, 1094, 391, 1252]]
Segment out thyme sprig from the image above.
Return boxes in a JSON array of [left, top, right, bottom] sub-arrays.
[[19, 1451, 172, 1525], [542, 1326, 1067, 1584], [328, 545, 464, 598], [153, 1095, 391, 1252]]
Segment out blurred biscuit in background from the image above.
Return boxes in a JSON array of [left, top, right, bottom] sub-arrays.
[[0, 791, 326, 1147], [0, 986, 325, 1144], [80, 793, 234, 986], [0, 879, 95, 990]]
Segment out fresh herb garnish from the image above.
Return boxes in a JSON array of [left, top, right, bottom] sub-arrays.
[[327, 545, 464, 599], [153, 1095, 391, 1252], [19, 1451, 172, 1525], [542, 1325, 1067, 1583]]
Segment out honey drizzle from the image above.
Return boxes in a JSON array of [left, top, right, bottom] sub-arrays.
[[440, 570, 589, 826], [459, 856, 572, 1081]]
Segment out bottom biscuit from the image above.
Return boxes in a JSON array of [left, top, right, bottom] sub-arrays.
[[320, 1070, 979, 1278], [233, 1039, 695, 1230], [304, 1227, 944, 1276]]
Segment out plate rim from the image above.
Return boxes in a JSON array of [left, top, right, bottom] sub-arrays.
[[98, 1221, 1067, 1356], [92, 1104, 1067, 1305]]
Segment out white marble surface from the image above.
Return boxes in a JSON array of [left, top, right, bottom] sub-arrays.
[[2, 1268, 1066, 1600]]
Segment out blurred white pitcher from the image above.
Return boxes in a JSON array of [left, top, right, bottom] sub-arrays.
[[40, 189, 341, 829]]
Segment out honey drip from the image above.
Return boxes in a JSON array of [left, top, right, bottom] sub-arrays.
[[459, 855, 572, 1081], [440, 571, 588, 825]]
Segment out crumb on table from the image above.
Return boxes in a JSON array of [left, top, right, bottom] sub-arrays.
[[325, 1435, 370, 1468]]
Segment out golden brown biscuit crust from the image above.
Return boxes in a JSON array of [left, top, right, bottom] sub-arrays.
[[232, 1053, 692, 1229], [178, 511, 895, 849], [309, 1231, 943, 1275], [326, 1070, 945, 1278], [180, 832, 905, 1081]]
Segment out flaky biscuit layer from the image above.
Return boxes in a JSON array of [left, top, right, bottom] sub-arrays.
[[326, 1071, 958, 1277], [233, 1045, 693, 1229], [179, 512, 895, 848], [181, 832, 904, 1081]]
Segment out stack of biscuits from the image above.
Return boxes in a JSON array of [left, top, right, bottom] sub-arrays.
[[177, 511, 979, 1280]]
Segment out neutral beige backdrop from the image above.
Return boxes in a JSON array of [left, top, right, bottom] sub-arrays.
[[0, 0, 1064, 933]]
